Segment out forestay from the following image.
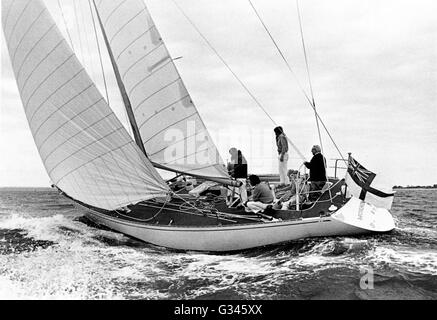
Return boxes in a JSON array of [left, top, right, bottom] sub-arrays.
[[2, 0, 170, 210], [94, 0, 229, 179]]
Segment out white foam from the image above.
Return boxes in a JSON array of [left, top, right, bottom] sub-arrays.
[[0, 214, 78, 242], [1, 212, 435, 299], [369, 246, 437, 275], [0, 213, 166, 299]]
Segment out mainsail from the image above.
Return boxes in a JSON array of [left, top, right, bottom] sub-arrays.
[[2, 0, 170, 210], [93, 0, 229, 180]]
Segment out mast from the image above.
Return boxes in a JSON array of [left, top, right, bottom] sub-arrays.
[[91, 0, 147, 157], [91, 1, 240, 187], [2, 0, 169, 210]]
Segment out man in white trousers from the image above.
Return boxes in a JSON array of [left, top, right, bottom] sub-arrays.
[[274, 126, 290, 186]]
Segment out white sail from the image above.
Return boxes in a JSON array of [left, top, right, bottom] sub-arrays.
[[2, 0, 170, 210], [94, 0, 229, 179]]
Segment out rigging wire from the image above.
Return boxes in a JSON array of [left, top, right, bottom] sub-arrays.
[[248, 0, 312, 107], [116, 197, 170, 222], [89, 0, 134, 137], [174, 0, 274, 124], [57, 0, 75, 51], [73, 0, 85, 64], [58, 1, 133, 137], [87, 0, 110, 105], [295, 0, 324, 155], [80, 0, 98, 81], [171, 0, 306, 161], [248, 0, 346, 162], [248, 0, 325, 153]]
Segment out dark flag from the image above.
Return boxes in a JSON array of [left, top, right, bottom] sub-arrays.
[[345, 156, 395, 210]]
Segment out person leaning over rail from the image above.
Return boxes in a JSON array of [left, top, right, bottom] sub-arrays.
[[303, 145, 327, 201], [274, 126, 290, 186], [244, 175, 274, 214]]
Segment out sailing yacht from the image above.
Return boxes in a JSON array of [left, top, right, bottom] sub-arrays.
[[2, 0, 396, 252]]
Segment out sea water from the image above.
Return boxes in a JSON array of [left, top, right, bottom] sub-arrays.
[[0, 188, 436, 300]]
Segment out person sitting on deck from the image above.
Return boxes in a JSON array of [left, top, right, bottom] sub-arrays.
[[303, 145, 327, 201], [168, 176, 187, 191], [244, 175, 274, 214], [274, 170, 309, 210]]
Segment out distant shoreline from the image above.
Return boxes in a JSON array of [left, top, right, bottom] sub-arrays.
[[393, 186, 437, 190], [0, 187, 53, 191], [1, 185, 436, 191]]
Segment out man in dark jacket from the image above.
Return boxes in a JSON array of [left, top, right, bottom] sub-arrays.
[[228, 148, 247, 179], [304, 145, 327, 201], [227, 148, 248, 205]]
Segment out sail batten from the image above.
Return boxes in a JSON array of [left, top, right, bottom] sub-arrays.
[[9, 7, 47, 63], [5, 0, 33, 44], [2, 0, 170, 210], [36, 97, 107, 154], [15, 26, 60, 84], [27, 62, 83, 119], [32, 85, 97, 138], [116, 25, 156, 60], [94, 0, 229, 180]]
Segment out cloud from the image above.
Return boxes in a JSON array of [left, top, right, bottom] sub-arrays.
[[1, 0, 436, 186]]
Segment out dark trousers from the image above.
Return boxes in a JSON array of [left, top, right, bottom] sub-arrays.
[[309, 181, 326, 201]]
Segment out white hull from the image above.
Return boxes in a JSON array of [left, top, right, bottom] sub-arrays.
[[78, 197, 395, 252], [84, 211, 369, 252]]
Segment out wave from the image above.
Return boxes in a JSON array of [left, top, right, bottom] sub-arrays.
[[0, 189, 436, 299], [0, 228, 55, 255]]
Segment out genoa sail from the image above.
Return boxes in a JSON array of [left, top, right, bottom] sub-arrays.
[[93, 0, 229, 180], [2, 0, 170, 210]]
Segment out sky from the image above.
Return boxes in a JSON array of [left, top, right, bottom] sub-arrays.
[[1, 0, 436, 188]]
